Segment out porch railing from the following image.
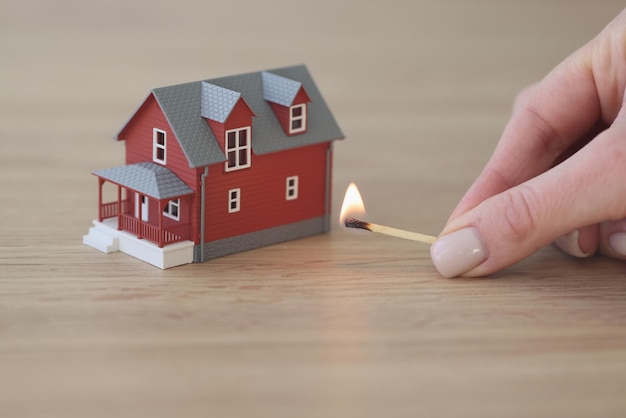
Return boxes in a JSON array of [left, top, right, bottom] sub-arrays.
[[119, 214, 191, 248], [99, 200, 130, 221]]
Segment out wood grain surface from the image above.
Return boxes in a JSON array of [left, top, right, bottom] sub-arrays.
[[1, 1, 626, 417]]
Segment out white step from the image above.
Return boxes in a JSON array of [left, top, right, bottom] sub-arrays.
[[83, 221, 119, 253]]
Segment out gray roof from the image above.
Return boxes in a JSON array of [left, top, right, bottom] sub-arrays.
[[93, 162, 193, 200], [200, 82, 241, 123], [115, 65, 344, 169], [261, 71, 303, 107]]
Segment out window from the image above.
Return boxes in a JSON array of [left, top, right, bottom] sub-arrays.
[[163, 199, 180, 221], [228, 188, 241, 213], [289, 104, 306, 134], [225, 127, 251, 171], [286, 176, 299, 200], [153, 128, 167, 164]]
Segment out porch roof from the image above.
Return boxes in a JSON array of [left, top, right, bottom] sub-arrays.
[[93, 162, 193, 200]]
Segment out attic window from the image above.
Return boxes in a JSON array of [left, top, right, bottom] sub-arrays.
[[153, 128, 166, 164], [289, 104, 307, 134], [225, 127, 251, 172], [261, 72, 310, 136]]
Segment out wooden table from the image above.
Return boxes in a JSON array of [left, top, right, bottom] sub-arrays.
[[2, 1, 625, 417]]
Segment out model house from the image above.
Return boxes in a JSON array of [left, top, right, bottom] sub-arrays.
[[83, 65, 344, 268]]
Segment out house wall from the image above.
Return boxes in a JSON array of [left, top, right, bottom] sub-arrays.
[[117, 94, 200, 243], [203, 142, 331, 242], [118, 95, 196, 185], [116, 92, 334, 250], [125, 191, 193, 229]]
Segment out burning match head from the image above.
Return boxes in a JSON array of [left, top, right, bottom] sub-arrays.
[[344, 217, 371, 231], [339, 182, 367, 228]]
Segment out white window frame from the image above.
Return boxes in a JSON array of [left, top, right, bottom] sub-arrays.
[[163, 198, 180, 221], [153, 128, 167, 164], [225, 127, 251, 172], [228, 188, 241, 213], [286, 176, 299, 200], [289, 104, 306, 134]]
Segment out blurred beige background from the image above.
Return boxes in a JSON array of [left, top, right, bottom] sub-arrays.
[[3, 0, 623, 233], [2, 1, 626, 417]]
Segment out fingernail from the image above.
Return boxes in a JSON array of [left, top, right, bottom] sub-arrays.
[[430, 227, 487, 278], [609, 232, 626, 256], [554, 230, 591, 258]]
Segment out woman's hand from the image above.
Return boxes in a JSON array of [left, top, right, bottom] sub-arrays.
[[430, 9, 626, 278]]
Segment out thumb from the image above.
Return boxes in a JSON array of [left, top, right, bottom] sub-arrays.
[[430, 118, 626, 278]]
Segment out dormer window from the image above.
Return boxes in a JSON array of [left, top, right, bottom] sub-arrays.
[[200, 82, 256, 172], [289, 104, 307, 134], [262, 71, 311, 136], [153, 128, 166, 164], [225, 127, 251, 171]]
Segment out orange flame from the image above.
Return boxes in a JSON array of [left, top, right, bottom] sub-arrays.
[[339, 182, 366, 226]]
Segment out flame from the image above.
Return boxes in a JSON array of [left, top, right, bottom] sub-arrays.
[[339, 182, 366, 226]]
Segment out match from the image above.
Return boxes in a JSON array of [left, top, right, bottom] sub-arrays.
[[344, 217, 437, 244]]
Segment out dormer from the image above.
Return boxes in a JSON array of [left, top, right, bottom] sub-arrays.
[[262, 72, 311, 136], [201, 82, 255, 171]]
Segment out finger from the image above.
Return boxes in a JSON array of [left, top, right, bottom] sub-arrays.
[[553, 120, 608, 166], [431, 115, 626, 278], [598, 219, 626, 260], [511, 83, 538, 113], [448, 55, 601, 221], [554, 224, 599, 258]]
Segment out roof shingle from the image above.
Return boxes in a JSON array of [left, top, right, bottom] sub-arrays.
[[200, 82, 241, 123], [261, 71, 302, 107]]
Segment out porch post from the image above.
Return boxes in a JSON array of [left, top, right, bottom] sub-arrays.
[[137, 194, 143, 240], [117, 185, 122, 230], [158, 200, 164, 248], [98, 178, 104, 222]]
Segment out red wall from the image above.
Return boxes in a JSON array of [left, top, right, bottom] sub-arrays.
[[203, 142, 330, 242], [119, 95, 196, 185], [117, 94, 201, 243], [125, 191, 192, 229]]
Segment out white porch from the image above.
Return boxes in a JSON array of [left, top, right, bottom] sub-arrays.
[[83, 218, 194, 269]]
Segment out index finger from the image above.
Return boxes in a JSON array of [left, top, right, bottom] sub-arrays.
[[448, 42, 601, 220]]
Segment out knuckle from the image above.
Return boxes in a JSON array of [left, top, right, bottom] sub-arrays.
[[496, 186, 541, 244], [485, 165, 516, 191], [520, 104, 563, 158], [512, 83, 537, 112]]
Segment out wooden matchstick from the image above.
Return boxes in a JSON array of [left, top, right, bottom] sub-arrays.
[[344, 217, 437, 244]]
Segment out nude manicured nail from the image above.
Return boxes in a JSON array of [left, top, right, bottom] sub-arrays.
[[609, 232, 626, 256], [430, 227, 487, 278], [554, 230, 591, 258]]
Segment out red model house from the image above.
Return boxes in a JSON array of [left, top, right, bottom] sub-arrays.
[[83, 65, 344, 268]]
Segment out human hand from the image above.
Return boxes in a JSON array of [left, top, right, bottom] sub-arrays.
[[430, 9, 626, 278]]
